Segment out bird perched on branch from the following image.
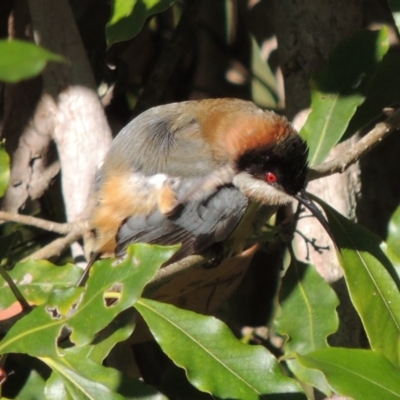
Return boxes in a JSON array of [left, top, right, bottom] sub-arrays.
[[84, 98, 333, 281]]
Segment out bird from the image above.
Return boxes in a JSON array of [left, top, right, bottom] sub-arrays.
[[83, 98, 333, 283]]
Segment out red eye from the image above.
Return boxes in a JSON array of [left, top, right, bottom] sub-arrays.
[[265, 172, 277, 183]]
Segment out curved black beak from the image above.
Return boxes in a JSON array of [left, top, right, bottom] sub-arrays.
[[294, 190, 338, 250]]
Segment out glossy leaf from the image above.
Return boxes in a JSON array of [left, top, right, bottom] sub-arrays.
[[69, 244, 176, 346], [43, 353, 166, 400], [320, 201, 400, 367], [1, 355, 48, 400], [0, 244, 176, 357], [388, 0, 400, 33], [385, 205, 400, 278], [386, 204, 400, 261], [106, 0, 175, 46], [276, 261, 339, 394], [301, 28, 389, 165], [67, 308, 137, 364], [250, 35, 279, 108], [346, 50, 400, 136], [135, 298, 305, 400], [0, 142, 9, 197], [296, 348, 400, 400], [0, 288, 82, 358], [0, 40, 64, 83], [0, 259, 82, 309]]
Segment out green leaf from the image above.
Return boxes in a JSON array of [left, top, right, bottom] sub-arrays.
[[2, 355, 48, 400], [296, 348, 400, 400], [14, 368, 47, 400], [67, 308, 137, 364], [386, 204, 400, 278], [43, 353, 166, 400], [275, 261, 339, 394], [0, 40, 64, 83], [0, 288, 82, 358], [0, 244, 176, 357], [250, 36, 279, 108], [160, 366, 215, 399], [106, 0, 175, 46], [346, 50, 400, 135], [319, 201, 400, 367], [388, 0, 400, 34], [301, 28, 389, 165], [386, 201, 400, 258], [69, 244, 176, 346], [0, 259, 82, 309], [0, 142, 10, 197], [135, 298, 305, 400]]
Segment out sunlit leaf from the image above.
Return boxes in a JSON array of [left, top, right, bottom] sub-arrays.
[[386, 204, 400, 261], [346, 51, 400, 136], [106, 0, 175, 46], [0, 40, 64, 83], [319, 201, 400, 368], [276, 261, 339, 394], [0, 244, 176, 357], [135, 298, 305, 400], [0, 142, 10, 197], [1, 355, 48, 400], [250, 36, 279, 108], [388, 0, 400, 33], [301, 28, 389, 165], [297, 348, 400, 400], [43, 353, 166, 400], [0, 288, 82, 358], [69, 244, 176, 346], [67, 308, 136, 364], [0, 259, 82, 309]]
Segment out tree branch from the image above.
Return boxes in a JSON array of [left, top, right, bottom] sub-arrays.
[[9, 108, 400, 262], [0, 211, 71, 234], [308, 108, 400, 181], [23, 221, 88, 261]]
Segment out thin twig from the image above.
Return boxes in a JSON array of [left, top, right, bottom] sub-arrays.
[[0, 211, 72, 234], [0, 265, 31, 312], [308, 108, 400, 181], [9, 109, 400, 263], [22, 222, 88, 261], [146, 254, 207, 294]]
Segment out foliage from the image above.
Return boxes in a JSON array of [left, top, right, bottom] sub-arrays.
[[0, 40, 64, 83], [1, 1, 400, 400], [106, 0, 176, 46]]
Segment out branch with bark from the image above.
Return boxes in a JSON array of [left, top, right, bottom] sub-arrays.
[[2, 107, 400, 263]]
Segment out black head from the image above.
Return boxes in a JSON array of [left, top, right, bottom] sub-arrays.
[[236, 134, 309, 196], [235, 133, 337, 249]]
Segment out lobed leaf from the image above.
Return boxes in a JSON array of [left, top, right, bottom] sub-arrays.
[[68, 244, 176, 346], [0, 244, 176, 358], [0, 259, 82, 309]]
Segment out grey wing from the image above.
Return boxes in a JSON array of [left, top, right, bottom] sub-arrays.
[[115, 186, 249, 261], [101, 102, 218, 178]]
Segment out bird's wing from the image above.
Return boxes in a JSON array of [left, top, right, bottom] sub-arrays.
[[115, 185, 249, 262]]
